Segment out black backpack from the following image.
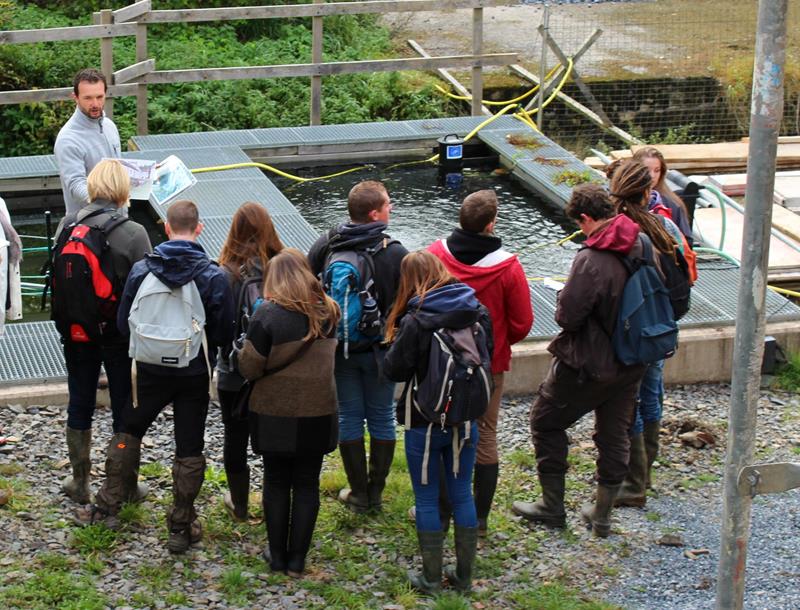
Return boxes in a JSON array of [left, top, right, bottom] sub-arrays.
[[657, 247, 691, 321], [233, 265, 265, 342], [50, 208, 129, 343]]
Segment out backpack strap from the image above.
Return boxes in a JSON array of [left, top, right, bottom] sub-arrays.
[[421, 422, 434, 485]]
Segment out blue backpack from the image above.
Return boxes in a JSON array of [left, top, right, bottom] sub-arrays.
[[322, 238, 394, 358], [612, 234, 679, 366]]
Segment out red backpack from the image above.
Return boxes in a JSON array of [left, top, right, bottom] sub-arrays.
[[50, 208, 129, 343]]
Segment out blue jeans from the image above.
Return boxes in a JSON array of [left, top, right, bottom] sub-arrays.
[[405, 423, 479, 532], [64, 341, 132, 432], [335, 350, 396, 442], [632, 360, 664, 435]]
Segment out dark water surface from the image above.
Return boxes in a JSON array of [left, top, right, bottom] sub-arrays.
[[277, 165, 580, 279]]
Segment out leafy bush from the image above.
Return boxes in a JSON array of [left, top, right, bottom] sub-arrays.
[[1, 2, 454, 156]]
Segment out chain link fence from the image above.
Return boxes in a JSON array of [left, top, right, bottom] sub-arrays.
[[510, 0, 800, 153]]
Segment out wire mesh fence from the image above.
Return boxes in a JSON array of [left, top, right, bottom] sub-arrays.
[[511, 0, 800, 153]]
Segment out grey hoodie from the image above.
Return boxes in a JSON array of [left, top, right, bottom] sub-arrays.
[[54, 108, 121, 215]]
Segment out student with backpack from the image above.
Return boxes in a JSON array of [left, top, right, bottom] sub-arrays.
[[512, 184, 649, 538], [235, 248, 340, 578], [428, 189, 533, 536], [307, 180, 408, 514], [50, 159, 152, 505], [217, 202, 284, 521], [77, 200, 234, 554], [383, 251, 493, 594], [607, 160, 691, 508]]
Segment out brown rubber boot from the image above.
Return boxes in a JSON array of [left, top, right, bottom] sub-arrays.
[[95, 433, 143, 515], [62, 427, 92, 504], [643, 421, 661, 489], [167, 455, 206, 554], [407, 530, 443, 595], [581, 483, 622, 538], [367, 439, 395, 512], [223, 467, 250, 521], [337, 439, 369, 513], [511, 473, 567, 528], [614, 434, 647, 508], [444, 525, 479, 592]]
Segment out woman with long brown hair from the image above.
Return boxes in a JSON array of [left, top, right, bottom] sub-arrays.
[[384, 250, 493, 595], [236, 248, 339, 578], [217, 202, 283, 520]]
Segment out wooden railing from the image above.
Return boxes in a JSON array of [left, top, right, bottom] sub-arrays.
[[0, 0, 520, 135]]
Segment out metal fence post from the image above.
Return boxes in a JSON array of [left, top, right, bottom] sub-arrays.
[[715, 1, 788, 609], [310, 0, 323, 125]]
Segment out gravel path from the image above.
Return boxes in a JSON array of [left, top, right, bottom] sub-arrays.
[[1, 382, 799, 608]]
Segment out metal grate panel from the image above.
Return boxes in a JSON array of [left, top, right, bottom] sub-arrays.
[[130, 130, 259, 151], [248, 127, 304, 147], [200, 213, 318, 256], [292, 121, 418, 144], [0, 321, 66, 384], [0, 154, 58, 179], [124, 147, 263, 182]]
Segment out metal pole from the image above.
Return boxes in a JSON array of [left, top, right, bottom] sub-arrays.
[[471, 7, 484, 117], [537, 4, 549, 130], [715, 2, 787, 609]]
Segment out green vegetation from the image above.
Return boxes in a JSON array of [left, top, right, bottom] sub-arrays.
[[553, 169, 601, 188], [0, 0, 455, 156], [0, 560, 108, 610], [70, 523, 119, 555], [774, 352, 800, 393], [507, 583, 621, 610]]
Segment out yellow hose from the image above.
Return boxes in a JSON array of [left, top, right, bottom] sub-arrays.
[[768, 285, 800, 299], [435, 63, 562, 105], [191, 161, 369, 183]]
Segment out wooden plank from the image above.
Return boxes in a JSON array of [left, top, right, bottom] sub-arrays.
[[114, 59, 154, 84], [511, 63, 642, 146], [407, 39, 490, 116], [139, 54, 519, 84], [137, 0, 518, 23], [0, 23, 137, 44], [99, 10, 114, 118], [113, 0, 151, 23], [631, 142, 800, 163], [471, 7, 483, 117], [0, 84, 140, 105], [135, 23, 149, 135]]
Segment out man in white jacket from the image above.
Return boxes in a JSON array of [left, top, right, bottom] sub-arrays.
[[0, 195, 22, 337], [54, 69, 121, 215]]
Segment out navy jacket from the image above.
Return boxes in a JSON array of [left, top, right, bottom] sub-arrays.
[[117, 239, 235, 376]]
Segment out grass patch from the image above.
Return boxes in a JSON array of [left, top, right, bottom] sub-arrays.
[[0, 567, 108, 610], [774, 352, 800, 393], [553, 169, 601, 188], [117, 501, 148, 526], [70, 524, 119, 555], [0, 476, 32, 512], [507, 583, 620, 609], [0, 463, 24, 476], [220, 567, 253, 605], [508, 448, 536, 470], [139, 461, 169, 480], [645, 511, 661, 523]]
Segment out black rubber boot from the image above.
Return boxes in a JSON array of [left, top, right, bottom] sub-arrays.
[[262, 469, 289, 572], [581, 483, 622, 538], [224, 467, 250, 521], [444, 525, 479, 592], [614, 434, 647, 508], [62, 427, 91, 504], [337, 439, 369, 513], [286, 495, 320, 578], [167, 455, 206, 554], [95, 433, 143, 515], [408, 530, 443, 595], [643, 421, 661, 489], [473, 462, 499, 535], [511, 472, 566, 528], [367, 438, 396, 512]]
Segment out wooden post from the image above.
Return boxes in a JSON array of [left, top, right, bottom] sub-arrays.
[[471, 7, 483, 117], [136, 22, 148, 134], [99, 9, 114, 118], [310, 0, 323, 125], [536, 5, 549, 130]]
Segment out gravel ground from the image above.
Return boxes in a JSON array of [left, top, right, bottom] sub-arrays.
[[1, 382, 799, 608]]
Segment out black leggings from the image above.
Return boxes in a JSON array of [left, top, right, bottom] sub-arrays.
[[219, 388, 250, 474], [121, 370, 209, 458]]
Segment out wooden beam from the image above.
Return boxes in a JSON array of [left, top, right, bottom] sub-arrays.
[[113, 0, 151, 23], [139, 54, 519, 84], [0, 23, 137, 44], [471, 7, 483, 117], [0, 84, 140, 105], [99, 9, 114, 118], [135, 23, 149, 135], [309, 0, 323, 126], [510, 63, 642, 146], [137, 0, 518, 23], [114, 59, 155, 84], [407, 39, 490, 116]]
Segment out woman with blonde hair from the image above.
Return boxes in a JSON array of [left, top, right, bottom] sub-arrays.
[[53, 158, 152, 505], [384, 250, 493, 594], [236, 248, 339, 578], [217, 202, 284, 521]]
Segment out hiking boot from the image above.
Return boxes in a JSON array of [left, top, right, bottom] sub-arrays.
[[62, 427, 91, 504], [444, 525, 479, 592], [473, 463, 499, 536], [167, 519, 202, 554], [408, 530, 443, 595], [367, 439, 395, 512], [512, 473, 566, 528], [581, 483, 622, 538], [166, 456, 206, 554], [95, 433, 144, 515], [614, 434, 647, 508], [337, 439, 369, 513], [643, 421, 661, 489], [223, 467, 250, 521], [74, 504, 120, 530]]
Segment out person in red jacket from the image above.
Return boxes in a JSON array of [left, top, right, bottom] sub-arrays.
[[428, 189, 533, 535]]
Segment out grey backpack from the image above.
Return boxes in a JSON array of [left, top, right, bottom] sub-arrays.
[[128, 272, 208, 369]]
